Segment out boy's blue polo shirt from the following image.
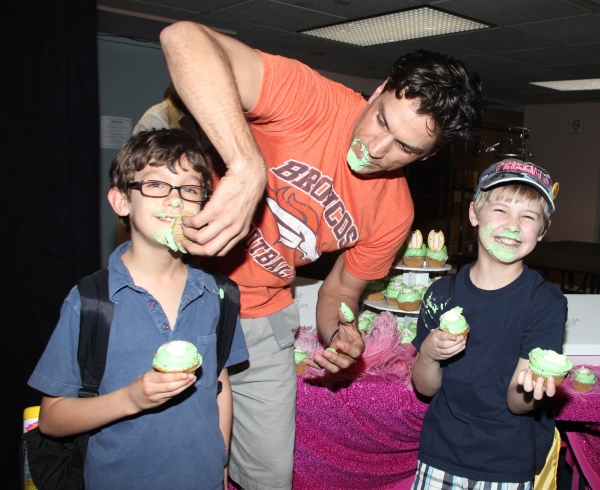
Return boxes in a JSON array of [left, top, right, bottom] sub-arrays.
[[28, 242, 248, 490]]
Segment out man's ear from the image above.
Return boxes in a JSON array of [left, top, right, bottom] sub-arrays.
[[108, 187, 130, 217], [367, 79, 388, 104], [468, 201, 479, 227]]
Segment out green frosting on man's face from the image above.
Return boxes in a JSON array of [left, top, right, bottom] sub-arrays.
[[347, 138, 370, 172]]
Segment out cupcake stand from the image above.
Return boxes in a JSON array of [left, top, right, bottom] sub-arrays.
[[281, 282, 600, 490]]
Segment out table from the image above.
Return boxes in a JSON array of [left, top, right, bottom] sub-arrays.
[[452, 241, 600, 293]]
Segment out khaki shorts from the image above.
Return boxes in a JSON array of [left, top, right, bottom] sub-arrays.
[[229, 303, 299, 490]]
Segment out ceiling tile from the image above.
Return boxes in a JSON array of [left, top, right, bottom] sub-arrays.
[[320, 46, 399, 69], [251, 33, 349, 54], [276, 0, 418, 20], [496, 47, 600, 67], [485, 67, 576, 83], [567, 42, 600, 58], [439, 27, 554, 52], [98, 0, 202, 18], [376, 37, 481, 57], [458, 54, 528, 72], [97, 10, 168, 42], [546, 62, 600, 78], [211, 0, 345, 31], [438, 0, 590, 26], [510, 13, 600, 45]]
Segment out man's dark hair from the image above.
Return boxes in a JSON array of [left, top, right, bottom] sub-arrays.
[[385, 49, 483, 151], [110, 129, 213, 229]]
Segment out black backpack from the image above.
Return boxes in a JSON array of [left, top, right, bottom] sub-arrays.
[[20, 268, 240, 490]]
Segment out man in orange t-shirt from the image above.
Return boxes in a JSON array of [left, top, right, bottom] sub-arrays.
[[162, 22, 483, 490]]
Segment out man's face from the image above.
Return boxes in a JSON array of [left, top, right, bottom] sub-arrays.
[[348, 85, 438, 175]]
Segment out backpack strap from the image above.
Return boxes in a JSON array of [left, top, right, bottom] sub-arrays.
[[77, 268, 113, 398], [67, 268, 113, 488], [212, 273, 240, 377]]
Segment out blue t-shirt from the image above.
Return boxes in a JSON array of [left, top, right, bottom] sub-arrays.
[[413, 264, 567, 483], [28, 242, 249, 490]]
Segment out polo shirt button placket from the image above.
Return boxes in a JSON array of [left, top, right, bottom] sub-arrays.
[[162, 324, 169, 330]]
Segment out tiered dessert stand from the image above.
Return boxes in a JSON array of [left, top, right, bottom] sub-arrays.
[[363, 261, 451, 325]]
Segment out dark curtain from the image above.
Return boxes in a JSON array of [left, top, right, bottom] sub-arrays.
[[2, 0, 100, 487]]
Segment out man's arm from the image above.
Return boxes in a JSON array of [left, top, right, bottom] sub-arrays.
[[508, 357, 555, 414], [304, 254, 366, 373], [160, 22, 267, 257]]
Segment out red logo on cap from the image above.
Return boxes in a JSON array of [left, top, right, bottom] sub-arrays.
[[496, 161, 551, 190]]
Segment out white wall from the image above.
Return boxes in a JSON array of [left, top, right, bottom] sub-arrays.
[[524, 103, 600, 243], [97, 35, 171, 265]]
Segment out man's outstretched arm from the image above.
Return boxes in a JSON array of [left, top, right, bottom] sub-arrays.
[[160, 21, 267, 256]]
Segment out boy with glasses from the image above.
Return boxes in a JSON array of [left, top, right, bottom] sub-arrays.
[[28, 129, 248, 489]]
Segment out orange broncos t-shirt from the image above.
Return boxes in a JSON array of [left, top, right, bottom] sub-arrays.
[[209, 52, 414, 319]]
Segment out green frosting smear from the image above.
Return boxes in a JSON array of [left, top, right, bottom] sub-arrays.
[[528, 348, 573, 376], [347, 138, 370, 172], [358, 311, 377, 332], [219, 288, 224, 299], [439, 306, 468, 334], [486, 241, 517, 261], [570, 367, 596, 384], [153, 340, 202, 372], [326, 347, 337, 354], [340, 302, 355, 322]]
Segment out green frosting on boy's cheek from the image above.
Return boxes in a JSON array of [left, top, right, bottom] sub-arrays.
[[480, 223, 495, 241]]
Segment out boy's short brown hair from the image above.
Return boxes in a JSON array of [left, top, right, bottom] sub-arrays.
[[110, 129, 213, 229], [473, 184, 550, 234]]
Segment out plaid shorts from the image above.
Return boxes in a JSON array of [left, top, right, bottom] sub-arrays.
[[411, 461, 533, 490]]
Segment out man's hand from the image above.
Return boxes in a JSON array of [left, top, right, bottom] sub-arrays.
[[181, 163, 267, 256], [305, 309, 365, 373]]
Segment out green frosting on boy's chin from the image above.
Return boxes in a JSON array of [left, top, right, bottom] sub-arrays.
[[486, 241, 517, 261], [347, 138, 370, 172]]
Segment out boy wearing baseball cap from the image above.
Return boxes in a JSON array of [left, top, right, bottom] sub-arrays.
[[411, 159, 567, 488]]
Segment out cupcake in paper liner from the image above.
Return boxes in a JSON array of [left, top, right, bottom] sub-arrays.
[[154, 209, 197, 253], [362, 280, 386, 301], [384, 282, 403, 307], [397, 287, 421, 311], [397, 318, 417, 347], [294, 347, 310, 374], [528, 348, 573, 387], [569, 366, 596, 392], [153, 340, 202, 374], [438, 306, 470, 340], [403, 230, 426, 268]]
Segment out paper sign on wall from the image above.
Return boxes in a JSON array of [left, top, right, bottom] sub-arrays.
[[570, 118, 582, 134], [101, 116, 132, 149]]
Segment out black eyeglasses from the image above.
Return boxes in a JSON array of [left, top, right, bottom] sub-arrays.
[[127, 180, 211, 203]]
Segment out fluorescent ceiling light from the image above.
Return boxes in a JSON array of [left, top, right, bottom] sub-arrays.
[[530, 79, 600, 91], [300, 7, 489, 47]]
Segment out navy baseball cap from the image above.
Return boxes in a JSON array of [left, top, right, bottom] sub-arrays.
[[474, 159, 558, 214]]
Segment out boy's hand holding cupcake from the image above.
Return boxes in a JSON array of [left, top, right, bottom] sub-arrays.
[[420, 307, 469, 364]]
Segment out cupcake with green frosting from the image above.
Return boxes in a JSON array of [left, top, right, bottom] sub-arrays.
[[439, 306, 470, 340], [153, 340, 202, 374], [358, 310, 377, 334], [403, 244, 427, 268], [397, 287, 422, 311], [398, 319, 417, 346], [363, 280, 386, 301], [412, 284, 428, 300], [385, 282, 403, 307], [528, 348, 573, 386], [294, 347, 310, 374], [569, 366, 596, 392], [426, 245, 448, 268]]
